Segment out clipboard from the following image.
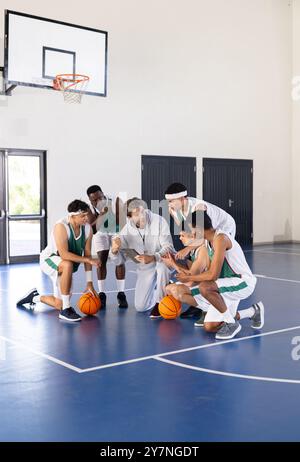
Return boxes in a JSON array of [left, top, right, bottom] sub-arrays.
[[122, 248, 141, 263]]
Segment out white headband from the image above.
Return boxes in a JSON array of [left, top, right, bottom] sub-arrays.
[[165, 190, 187, 200], [68, 210, 86, 216]]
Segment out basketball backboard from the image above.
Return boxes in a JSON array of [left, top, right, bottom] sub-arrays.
[[3, 10, 108, 97]]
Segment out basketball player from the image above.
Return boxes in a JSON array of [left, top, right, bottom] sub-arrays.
[[111, 198, 174, 317], [87, 185, 128, 309], [16, 200, 100, 322], [164, 182, 236, 237], [164, 182, 236, 319], [165, 211, 264, 339]]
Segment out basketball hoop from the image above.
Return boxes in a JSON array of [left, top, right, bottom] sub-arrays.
[[53, 74, 90, 103]]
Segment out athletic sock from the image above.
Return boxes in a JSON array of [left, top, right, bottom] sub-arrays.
[[116, 279, 125, 292], [33, 295, 41, 303], [222, 308, 235, 324], [238, 307, 255, 320], [98, 280, 106, 293], [61, 295, 71, 310]]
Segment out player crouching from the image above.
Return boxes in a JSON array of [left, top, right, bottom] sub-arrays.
[[16, 200, 100, 322], [164, 211, 264, 340]]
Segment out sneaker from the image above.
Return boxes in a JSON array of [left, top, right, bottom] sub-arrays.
[[215, 321, 241, 340], [180, 306, 202, 319], [250, 301, 265, 329], [16, 288, 39, 309], [59, 307, 82, 322], [99, 292, 107, 309], [149, 303, 162, 319], [194, 311, 206, 327], [117, 291, 128, 309]]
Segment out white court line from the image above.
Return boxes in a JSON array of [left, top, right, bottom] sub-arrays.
[[79, 324, 300, 373], [255, 274, 300, 284], [72, 288, 135, 295], [246, 247, 300, 252], [2, 324, 300, 375], [154, 357, 300, 385], [245, 250, 300, 256], [80, 354, 160, 373], [260, 247, 300, 252], [0, 335, 82, 373], [2, 276, 300, 294]]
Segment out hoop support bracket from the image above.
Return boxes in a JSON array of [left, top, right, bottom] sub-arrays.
[[0, 67, 17, 96]]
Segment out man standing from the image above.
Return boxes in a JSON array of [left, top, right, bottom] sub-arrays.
[[87, 185, 128, 309], [111, 198, 174, 317]]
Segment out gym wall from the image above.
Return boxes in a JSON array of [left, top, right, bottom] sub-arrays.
[[0, 0, 293, 244]]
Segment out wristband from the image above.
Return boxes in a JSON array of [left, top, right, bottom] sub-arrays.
[[85, 270, 93, 282]]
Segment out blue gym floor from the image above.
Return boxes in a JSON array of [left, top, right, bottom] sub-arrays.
[[1, 243, 300, 442]]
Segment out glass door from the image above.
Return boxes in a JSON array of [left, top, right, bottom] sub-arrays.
[[0, 152, 6, 264], [0, 150, 47, 264]]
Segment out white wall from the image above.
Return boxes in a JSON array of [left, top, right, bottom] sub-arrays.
[[0, 0, 293, 243], [293, 0, 300, 241]]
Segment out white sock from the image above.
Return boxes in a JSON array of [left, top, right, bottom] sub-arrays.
[[238, 307, 255, 320], [98, 280, 106, 293], [116, 279, 125, 292], [33, 295, 41, 303], [222, 308, 235, 324], [61, 295, 71, 310]]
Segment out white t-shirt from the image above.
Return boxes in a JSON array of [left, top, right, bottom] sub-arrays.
[[174, 197, 236, 236]]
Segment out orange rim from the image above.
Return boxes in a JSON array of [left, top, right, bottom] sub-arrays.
[[53, 74, 90, 91]]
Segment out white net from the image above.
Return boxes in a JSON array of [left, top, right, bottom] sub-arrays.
[[54, 74, 89, 104]]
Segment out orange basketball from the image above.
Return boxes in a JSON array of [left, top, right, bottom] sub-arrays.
[[159, 295, 182, 319], [78, 292, 101, 315]]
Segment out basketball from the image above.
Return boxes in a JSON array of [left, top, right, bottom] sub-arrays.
[[78, 292, 101, 315], [159, 295, 182, 319]]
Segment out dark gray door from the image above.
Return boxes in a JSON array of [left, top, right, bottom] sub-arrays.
[[203, 158, 253, 246], [142, 155, 197, 250]]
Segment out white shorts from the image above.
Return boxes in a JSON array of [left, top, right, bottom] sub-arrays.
[[93, 232, 112, 252], [173, 281, 210, 311], [92, 232, 125, 266], [40, 254, 72, 300], [191, 277, 256, 323]]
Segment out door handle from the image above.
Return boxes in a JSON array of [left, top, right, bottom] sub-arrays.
[[228, 199, 234, 208], [0, 209, 6, 220]]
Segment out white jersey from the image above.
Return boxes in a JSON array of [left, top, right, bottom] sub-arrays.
[[90, 194, 120, 235], [177, 197, 236, 236], [207, 229, 256, 285], [40, 217, 91, 260]]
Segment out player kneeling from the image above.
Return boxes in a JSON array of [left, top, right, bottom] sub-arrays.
[[165, 211, 264, 340], [16, 200, 100, 322]]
